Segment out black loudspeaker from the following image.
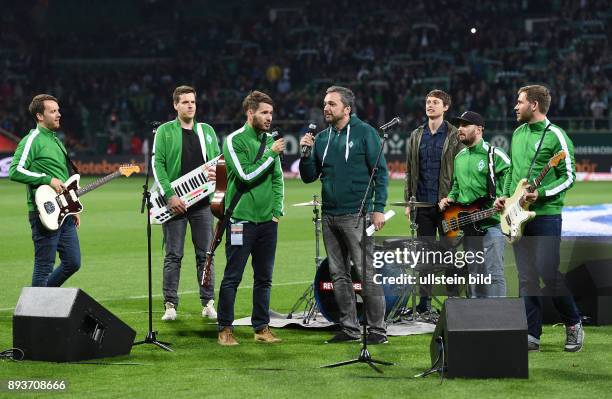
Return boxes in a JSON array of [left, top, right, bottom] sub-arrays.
[[13, 287, 136, 362], [430, 298, 528, 379], [543, 259, 612, 325]]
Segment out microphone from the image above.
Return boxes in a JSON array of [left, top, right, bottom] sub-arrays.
[[379, 117, 401, 132], [271, 130, 284, 160], [300, 123, 317, 158]]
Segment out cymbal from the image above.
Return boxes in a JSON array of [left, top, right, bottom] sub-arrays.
[[292, 200, 322, 207], [389, 201, 435, 208]]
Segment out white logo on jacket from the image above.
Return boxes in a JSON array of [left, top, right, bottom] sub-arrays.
[[477, 159, 485, 171]]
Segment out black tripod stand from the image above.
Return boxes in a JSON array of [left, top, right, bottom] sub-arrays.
[[133, 122, 172, 352], [321, 117, 400, 373], [287, 195, 323, 324]]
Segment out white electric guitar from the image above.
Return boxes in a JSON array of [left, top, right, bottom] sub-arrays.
[[35, 164, 140, 230], [500, 151, 566, 243]]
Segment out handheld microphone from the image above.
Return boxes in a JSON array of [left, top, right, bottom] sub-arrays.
[[271, 130, 284, 160], [300, 123, 317, 158], [379, 117, 401, 132]]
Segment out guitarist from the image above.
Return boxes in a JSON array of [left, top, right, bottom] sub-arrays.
[[438, 111, 510, 298], [217, 91, 285, 346], [493, 85, 583, 353], [153, 86, 221, 322], [9, 94, 81, 287]]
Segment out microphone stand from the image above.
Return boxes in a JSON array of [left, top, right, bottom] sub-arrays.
[[133, 122, 172, 352], [321, 118, 398, 373]]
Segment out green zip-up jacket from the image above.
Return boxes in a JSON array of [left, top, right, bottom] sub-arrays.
[[448, 138, 511, 228], [9, 125, 70, 212], [404, 121, 464, 202], [503, 118, 575, 216], [299, 115, 388, 215], [223, 123, 284, 223], [153, 118, 221, 201]]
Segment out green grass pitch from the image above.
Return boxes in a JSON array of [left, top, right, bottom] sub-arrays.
[[1, 178, 611, 398]]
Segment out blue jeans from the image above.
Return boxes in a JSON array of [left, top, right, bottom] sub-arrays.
[[217, 220, 277, 331], [513, 215, 580, 339], [463, 225, 507, 298], [29, 212, 81, 287]]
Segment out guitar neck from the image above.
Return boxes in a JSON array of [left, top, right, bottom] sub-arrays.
[[457, 207, 497, 227], [76, 170, 122, 197], [518, 162, 554, 206], [532, 163, 553, 188]]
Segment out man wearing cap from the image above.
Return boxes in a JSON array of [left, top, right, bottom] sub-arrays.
[[439, 111, 510, 297]]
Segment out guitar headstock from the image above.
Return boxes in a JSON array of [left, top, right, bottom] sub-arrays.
[[548, 151, 566, 168], [119, 164, 140, 177]]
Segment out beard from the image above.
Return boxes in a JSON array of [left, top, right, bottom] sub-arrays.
[[252, 114, 270, 132], [325, 112, 343, 125], [460, 135, 476, 146], [517, 108, 533, 123]]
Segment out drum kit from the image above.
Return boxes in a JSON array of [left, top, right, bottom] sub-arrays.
[[288, 195, 449, 325]]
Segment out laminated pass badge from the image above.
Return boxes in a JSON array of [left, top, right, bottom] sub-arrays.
[[230, 223, 244, 246]]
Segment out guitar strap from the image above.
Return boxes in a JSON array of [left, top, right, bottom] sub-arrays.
[[525, 123, 551, 182], [52, 136, 80, 176], [29, 136, 79, 213], [486, 144, 496, 200]]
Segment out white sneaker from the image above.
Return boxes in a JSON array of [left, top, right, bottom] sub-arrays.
[[161, 302, 176, 321], [202, 300, 217, 320]]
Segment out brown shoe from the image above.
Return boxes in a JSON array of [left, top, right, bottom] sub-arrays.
[[218, 327, 239, 346], [254, 326, 281, 343]]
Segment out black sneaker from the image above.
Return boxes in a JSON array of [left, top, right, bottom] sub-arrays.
[[325, 331, 360, 344], [366, 332, 388, 345]]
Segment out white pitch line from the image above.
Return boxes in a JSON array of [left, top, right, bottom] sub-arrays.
[[0, 280, 312, 312]]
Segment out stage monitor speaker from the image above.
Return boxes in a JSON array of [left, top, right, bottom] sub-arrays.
[[430, 298, 528, 379], [543, 259, 612, 325], [13, 287, 136, 362]]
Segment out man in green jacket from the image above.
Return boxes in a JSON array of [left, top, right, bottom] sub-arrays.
[[217, 91, 285, 346], [9, 94, 81, 287], [153, 85, 221, 322], [494, 85, 583, 352], [300, 86, 389, 345], [439, 111, 510, 297]]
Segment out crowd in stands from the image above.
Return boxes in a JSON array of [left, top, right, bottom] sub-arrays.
[[1, 0, 610, 154]]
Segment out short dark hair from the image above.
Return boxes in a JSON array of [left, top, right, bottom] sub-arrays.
[[518, 85, 551, 114], [326, 85, 355, 111], [29, 94, 58, 121], [242, 91, 274, 113], [426, 89, 452, 108], [173, 85, 196, 104]]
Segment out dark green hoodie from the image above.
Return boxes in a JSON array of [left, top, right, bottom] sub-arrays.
[[299, 115, 388, 215]]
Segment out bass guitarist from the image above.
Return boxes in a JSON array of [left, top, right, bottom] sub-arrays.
[[439, 111, 510, 298], [493, 85, 583, 353]]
